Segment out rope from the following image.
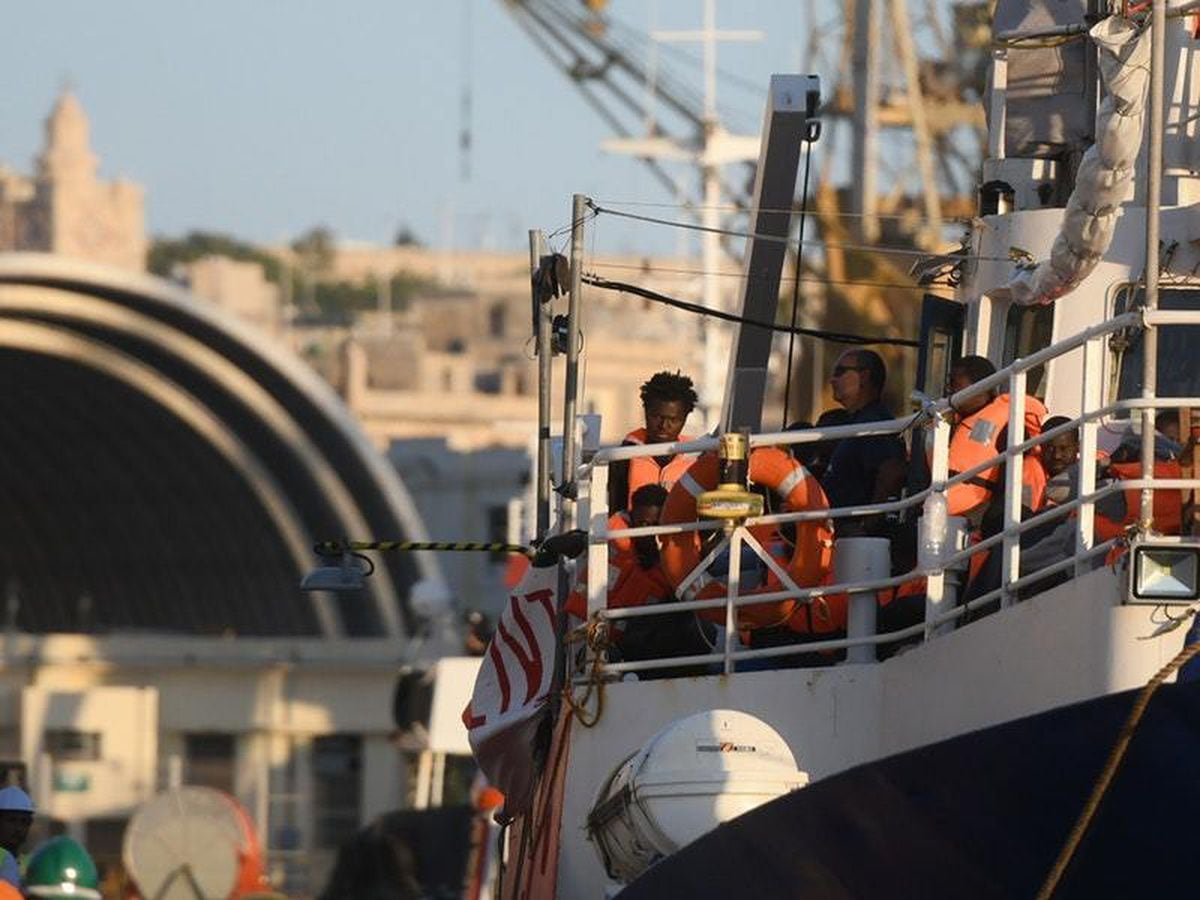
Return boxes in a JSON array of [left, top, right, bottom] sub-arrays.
[[592, 198, 972, 224], [582, 272, 921, 347], [562, 616, 610, 728], [1036, 639, 1200, 899], [588, 200, 1013, 262], [314, 539, 533, 557], [782, 133, 817, 428], [588, 259, 950, 291]]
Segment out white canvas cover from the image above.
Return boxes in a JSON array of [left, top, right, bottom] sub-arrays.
[[1007, 17, 1152, 306], [992, 0, 1089, 157]]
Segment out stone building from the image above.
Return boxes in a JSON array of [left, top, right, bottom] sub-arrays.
[[0, 92, 145, 271]]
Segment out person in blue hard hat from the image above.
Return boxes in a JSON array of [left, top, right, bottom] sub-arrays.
[[0, 786, 34, 890]]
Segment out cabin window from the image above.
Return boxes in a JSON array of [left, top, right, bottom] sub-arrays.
[[1001, 302, 1054, 397], [312, 734, 363, 847], [1115, 287, 1200, 401]]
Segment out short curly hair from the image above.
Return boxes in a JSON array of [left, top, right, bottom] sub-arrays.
[[639, 370, 698, 413]]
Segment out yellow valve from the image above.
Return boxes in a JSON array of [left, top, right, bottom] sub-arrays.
[[697, 432, 764, 520]]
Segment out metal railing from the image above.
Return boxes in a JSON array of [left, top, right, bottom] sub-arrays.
[[572, 308, 1200, 677]]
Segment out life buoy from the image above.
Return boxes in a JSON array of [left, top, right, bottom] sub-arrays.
[[660, 447, 834, 630]]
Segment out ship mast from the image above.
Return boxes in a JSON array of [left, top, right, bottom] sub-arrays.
[[604, 0, 762, 431]]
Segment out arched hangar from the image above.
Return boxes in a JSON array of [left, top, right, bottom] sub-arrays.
[[0, 254, 440, 639]]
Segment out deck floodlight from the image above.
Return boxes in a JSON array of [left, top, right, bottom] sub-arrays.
[[1130, 541, 1200, 603], [299, 551, 368, 594]]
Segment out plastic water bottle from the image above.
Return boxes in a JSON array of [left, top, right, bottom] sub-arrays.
[[919, 492, 948, 569]]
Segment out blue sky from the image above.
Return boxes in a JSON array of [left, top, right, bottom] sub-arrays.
[[0, 2, 814, 256]]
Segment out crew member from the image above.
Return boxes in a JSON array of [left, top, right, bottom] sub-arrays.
[[820, 350, 907, 533], [0, 787, 33, 891], [787, 408, 850, 482], [608, 371, 699, 513]]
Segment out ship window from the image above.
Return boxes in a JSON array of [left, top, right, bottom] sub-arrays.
[[1001, 302, 1054, 398], [1116, 288, 1200, 401]]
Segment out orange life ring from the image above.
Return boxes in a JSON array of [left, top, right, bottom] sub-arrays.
[[660, 446, 834, 630]]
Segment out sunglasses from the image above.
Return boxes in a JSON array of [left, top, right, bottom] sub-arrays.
[[831, 365, 865, 377]]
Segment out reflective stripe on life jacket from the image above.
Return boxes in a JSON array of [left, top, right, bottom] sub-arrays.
[[622, 428, 698, 509], [946, 394, 1047, 517]]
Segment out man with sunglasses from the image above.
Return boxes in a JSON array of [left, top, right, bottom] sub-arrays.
[[820, 350, 907, 533]]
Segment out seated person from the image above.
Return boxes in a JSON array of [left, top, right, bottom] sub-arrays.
[[608, 371, 700, 514], [1095, 416, 1184, 539], [942, 355, 1048, 534], [566, 484, 713, 676], [820, 351, 907, 535], [788, 407, 850, 482]]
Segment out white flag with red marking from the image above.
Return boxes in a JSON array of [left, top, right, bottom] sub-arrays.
[[462, 563, 560, 814]]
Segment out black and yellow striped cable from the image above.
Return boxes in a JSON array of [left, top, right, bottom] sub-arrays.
[[315, 540, 534, 558]]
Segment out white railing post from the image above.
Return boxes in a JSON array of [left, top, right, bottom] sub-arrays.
[[1077, 337, 1101, 573], [1001, 370, 1027, 608], [924, 414, 953, 639], [988, 48, 1008, 160], [724, 525, 743, 676], [586, 462, 610, 622]]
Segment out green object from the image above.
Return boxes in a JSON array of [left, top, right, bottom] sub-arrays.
[[23, 837, 100, 900], [51, 771, 90, 793]]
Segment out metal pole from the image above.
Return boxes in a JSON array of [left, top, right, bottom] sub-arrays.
[[851, 0, 881, 243], [701, 157, 724, 432], [530, 229, 552, 538], [724, 525, 742, 675], [888, 0, 942, 244], [561, 194, 587, 529], [1141, 0, 1166, 530], [1000, 370, 1027, 608]]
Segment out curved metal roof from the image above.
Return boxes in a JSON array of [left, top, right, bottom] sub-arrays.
[[0, 254, 442, 638]]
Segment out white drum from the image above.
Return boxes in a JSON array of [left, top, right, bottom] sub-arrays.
[[586, 709, 808, 883]]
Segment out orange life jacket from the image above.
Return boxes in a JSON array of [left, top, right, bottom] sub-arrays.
[[622, 428, 698, 509], [1095, 457, 1184, 541], [563, 511, 674, 628], [946, 394, 1048, 517]]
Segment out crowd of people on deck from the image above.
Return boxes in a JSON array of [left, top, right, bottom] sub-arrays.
[[569, 355, 1195, 673]]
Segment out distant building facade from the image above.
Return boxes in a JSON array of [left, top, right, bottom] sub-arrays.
[[0, 92, 145, 271], [183, 255, 283, 335]]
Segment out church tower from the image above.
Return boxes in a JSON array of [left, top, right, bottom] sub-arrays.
[[0, 91, 146, 271]]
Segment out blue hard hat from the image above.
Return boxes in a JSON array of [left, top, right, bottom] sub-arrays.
[[0, 786, 34, 813]]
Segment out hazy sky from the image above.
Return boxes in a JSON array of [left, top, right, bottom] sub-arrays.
[[1, 2, 813, 256]]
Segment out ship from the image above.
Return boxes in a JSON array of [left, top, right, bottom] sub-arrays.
[[459, 0, 1200, 896]]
